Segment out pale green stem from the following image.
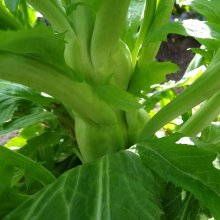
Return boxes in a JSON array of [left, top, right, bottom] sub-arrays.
[[131, 0, 157, 67], [139, 60, 220, 141], [90, 0, 130, 70], [0, 52, 117, 126], [179, 91, 220, 137], [27, 0, 75, 38], [138, 0, 175, 65]]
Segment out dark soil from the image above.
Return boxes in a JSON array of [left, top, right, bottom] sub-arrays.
[[157, 34, 201, 81]]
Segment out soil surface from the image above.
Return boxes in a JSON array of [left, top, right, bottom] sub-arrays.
[[157, 34, 201, 81]]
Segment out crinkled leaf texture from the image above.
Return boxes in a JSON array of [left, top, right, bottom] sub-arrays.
[[3, 150, 163, 220], [138, 134, 220, 219]]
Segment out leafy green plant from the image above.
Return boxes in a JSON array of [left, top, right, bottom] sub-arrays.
[[1, 0, 220, 219]]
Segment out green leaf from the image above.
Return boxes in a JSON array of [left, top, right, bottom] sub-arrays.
[[0, 146, 55, 185], [138, 135, 220, 219], [190, 0, 220, 23], [0, 162, 13, 199], [0, 25, 70, 74], [162, 183, 201, 220], [0, 81, 54, 106], [129, 61, 179, 95], [95, 84, 142, 111], [122, 0, 145, 51], [147, 20, 220, 44], [18, 131, 65, 170], [0, 95, 20, 124], [0, 80, 54, 126], [3, 150, 163, 220], [0, 111, 56, 135]]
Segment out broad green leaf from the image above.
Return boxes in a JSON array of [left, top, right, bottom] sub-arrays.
[[129, 61, 179, 95], [0, 111, 55, 135], [147, 20, 220, 44], [0, 26, 70, 74], [3, 150, 163, 220], [190, 0, 220, 23], [0, 146, 55, 185], [138, 135, 220, 219], [95, 84, 142, 111], [0, 192, 29, 219]]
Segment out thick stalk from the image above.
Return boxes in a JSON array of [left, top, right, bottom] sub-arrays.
[[0, 52, 117, 126], [91, 0, 130, 71], [68, 4, 95, 81], [179, 91, 220, 137], [126, 109, 150, 145], [75, 117, 126, 163], [138, 0, 175, 65]]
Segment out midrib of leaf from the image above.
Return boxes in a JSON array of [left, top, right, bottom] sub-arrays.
[[138, 142, 220, 219], [123, 153, 157, 219], [3, 151, 163, 220], [67, 169, 81, 220], [105, 157, 111, 220], [95, 159, 104, 220]]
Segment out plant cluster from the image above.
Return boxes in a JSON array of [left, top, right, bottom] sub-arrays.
[[0, 0, 220, 219]]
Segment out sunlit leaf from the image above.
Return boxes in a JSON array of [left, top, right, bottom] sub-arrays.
[[138, 134, 220, 219], [129, 61, 179, 95], [3, 150, 163, 220], [95, 84, 142, 111]]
